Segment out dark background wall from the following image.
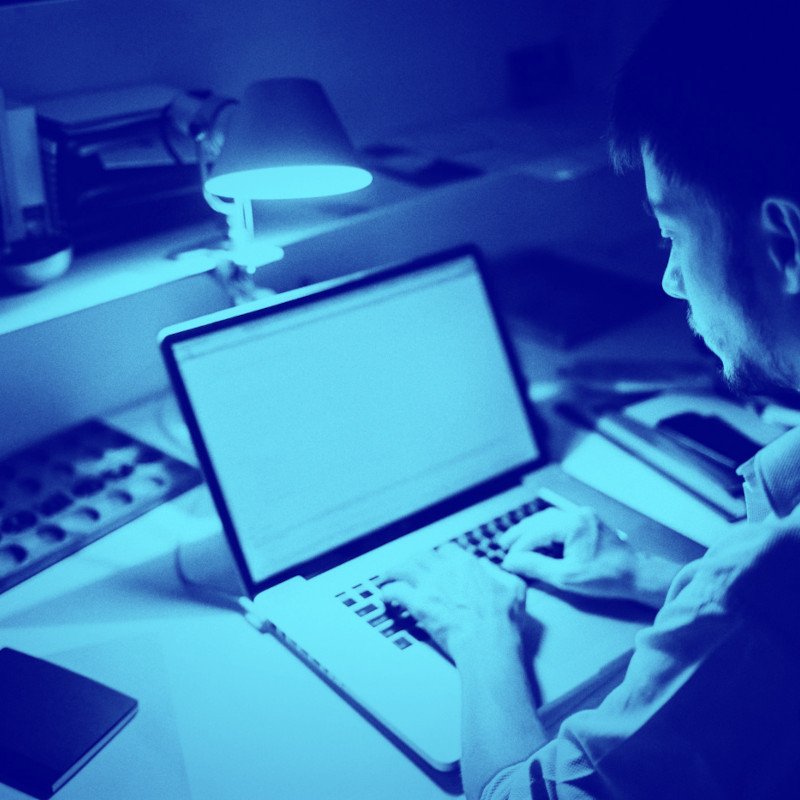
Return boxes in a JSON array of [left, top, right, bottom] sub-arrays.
[[0, 0, 666, 141], [0, 0, 671, 455]]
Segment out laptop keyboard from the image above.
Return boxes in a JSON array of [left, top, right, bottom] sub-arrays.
[[334, 497, 559, 654]]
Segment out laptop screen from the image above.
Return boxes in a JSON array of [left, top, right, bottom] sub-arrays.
[[168, 252, 540, 587]]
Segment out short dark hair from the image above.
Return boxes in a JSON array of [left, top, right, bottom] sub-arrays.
[[610, 0, 800, 212]]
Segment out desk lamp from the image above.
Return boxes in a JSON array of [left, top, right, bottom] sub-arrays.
[[176, 79, 373, 595], [196, 78, 373, 303]]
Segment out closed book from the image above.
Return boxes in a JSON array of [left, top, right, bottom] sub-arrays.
[[0, 648, 137, 799]]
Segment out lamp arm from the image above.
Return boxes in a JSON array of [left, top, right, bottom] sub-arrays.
[[195, 138, 237, 215]]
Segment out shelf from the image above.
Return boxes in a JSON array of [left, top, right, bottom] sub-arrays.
[[0, 223, 225, 336], [0, 94, 612, 338]]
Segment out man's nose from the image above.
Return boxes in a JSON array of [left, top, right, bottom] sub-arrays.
[[661, 257, 686, 299]]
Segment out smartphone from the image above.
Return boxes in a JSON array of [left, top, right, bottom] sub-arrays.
[[656, 412, 761, 468]]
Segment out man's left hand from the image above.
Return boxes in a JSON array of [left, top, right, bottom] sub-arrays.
[[380, 544, 528, 664]]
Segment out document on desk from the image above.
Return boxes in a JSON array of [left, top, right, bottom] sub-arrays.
[[561, 391, 786, 546], [563, 432, 734, 548]]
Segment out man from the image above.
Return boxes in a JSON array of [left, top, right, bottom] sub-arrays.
[[381, 1, 800, 797]]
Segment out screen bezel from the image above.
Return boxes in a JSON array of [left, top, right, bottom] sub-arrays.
[[160, 245, 547, 598]]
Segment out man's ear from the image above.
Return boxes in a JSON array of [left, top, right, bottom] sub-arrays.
[[761, 197, 800, 294]]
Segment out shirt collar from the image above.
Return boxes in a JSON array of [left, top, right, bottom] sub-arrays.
[[737, 425, 800, 522]]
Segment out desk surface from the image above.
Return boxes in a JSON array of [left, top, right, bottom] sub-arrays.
[[0, 299, 716, 800]]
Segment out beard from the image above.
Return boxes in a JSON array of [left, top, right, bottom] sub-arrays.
[[681, 219, 800, 404], [687, 307, 799, 404], [725, 354, 800, 406], [726, 354, 790, 398]]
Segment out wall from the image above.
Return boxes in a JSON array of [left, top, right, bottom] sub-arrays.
[[1, 0, 561, 142], [0, 0, 665, 139], [559, 0, 668, 94], [0, 0, 669, 453]]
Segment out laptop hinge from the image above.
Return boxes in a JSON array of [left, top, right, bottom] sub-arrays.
[[174, 528, 248, 609]]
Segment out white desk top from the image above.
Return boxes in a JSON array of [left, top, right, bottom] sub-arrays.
[[0, 476, 467, 800], [0, 296, 734, 800], [0, 387, 657, 800]]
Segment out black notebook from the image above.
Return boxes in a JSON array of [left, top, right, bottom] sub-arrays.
[[0, 648, 138, 799]]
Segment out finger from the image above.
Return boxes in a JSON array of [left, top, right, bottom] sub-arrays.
[[501, 550, 566, 585], [435, 542, 474, 566], [477, 555, 526, 594], [379, 581, 424, 619], [498, 507, 570, 551], [380, 555, 430, 587]]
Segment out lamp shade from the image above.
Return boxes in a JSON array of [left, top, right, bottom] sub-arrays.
[[204, 78, 373, 200]]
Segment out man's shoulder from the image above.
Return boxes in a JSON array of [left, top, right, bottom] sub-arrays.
[[701, 509, 800, 643]]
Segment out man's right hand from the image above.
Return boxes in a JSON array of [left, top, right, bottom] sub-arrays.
[[499, 506, 678, 608]]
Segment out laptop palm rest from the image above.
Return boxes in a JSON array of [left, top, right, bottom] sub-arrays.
[[250, 577, 462, 771]]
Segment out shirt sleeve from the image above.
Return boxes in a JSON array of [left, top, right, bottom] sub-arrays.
[[480, 519, 800, 800]]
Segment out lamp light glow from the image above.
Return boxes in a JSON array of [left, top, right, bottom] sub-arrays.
[[205, 164, 372, 200]]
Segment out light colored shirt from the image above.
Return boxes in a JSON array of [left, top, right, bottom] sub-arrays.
[[482, 425, 800, 800]]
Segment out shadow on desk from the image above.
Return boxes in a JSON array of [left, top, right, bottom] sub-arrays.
[[0, 549, 206, 629]]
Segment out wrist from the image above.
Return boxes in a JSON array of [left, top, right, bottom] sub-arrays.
[[632, 552, 682, 609], [449, 622, 526, 670]]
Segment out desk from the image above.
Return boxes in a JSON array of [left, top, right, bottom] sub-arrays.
[[0, 296, 715, 800]]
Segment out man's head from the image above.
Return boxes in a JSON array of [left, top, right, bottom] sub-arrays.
[[610, 0, 800, 395]]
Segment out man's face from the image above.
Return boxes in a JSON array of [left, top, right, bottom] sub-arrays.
[[642, 148, 788, 395]]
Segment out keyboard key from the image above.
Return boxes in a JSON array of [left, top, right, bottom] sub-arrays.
[[338, 499, 551, 649]]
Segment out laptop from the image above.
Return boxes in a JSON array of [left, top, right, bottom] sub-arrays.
[[159, 246, 702, 771]]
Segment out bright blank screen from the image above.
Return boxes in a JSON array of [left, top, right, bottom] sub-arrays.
[[172, 255, 539, 584]]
